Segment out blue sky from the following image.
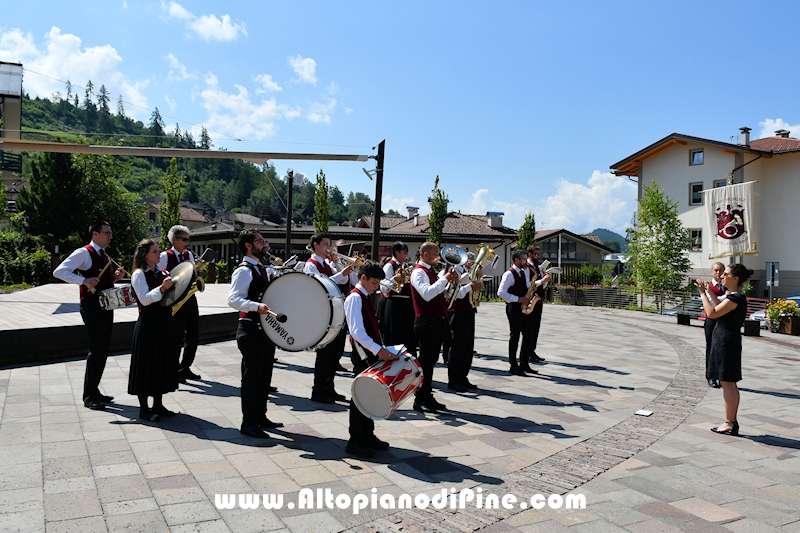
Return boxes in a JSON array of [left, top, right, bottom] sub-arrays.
[[2, 1, 799, 234]]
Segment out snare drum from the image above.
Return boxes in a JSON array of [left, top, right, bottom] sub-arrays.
[[99, 285, 136, 311], [351, 355, 423, 420], [258, 271, 345, 352]]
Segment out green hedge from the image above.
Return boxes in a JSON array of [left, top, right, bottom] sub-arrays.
[[0, 228, 52, 286]]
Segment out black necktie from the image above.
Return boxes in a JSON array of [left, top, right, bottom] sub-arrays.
[[98, 249, 105, 259]]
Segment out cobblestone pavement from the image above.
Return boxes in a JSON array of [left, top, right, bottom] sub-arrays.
[[1, 303, 799, 532]]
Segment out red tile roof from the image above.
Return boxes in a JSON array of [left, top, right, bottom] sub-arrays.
[[180, 207, 207, 222], [750, 136, 800, 153], [389, 213, 517, 238]]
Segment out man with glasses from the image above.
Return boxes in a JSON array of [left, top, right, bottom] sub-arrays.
[[54, 221, 125, 410], [526, 245, 551, 364], [159, 225, 200, 382]]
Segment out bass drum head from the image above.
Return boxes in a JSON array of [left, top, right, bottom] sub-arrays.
[[258, 272, 343, 352], [352, 375, 393, 420]]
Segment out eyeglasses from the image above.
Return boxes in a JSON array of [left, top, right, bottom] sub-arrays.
[[254, 239, 266, 244], [177, 237, 190, 242], [99, 231, 113, 236]]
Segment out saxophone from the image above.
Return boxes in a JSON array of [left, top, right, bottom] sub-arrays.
[[469, 243, 495, 308], [521, 270, 541, 315]]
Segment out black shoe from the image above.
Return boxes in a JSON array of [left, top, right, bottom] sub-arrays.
[[531, 355, 545, 362], [328, 390, 347, 402], [310, 393, 336, 404], [463, 381, 479, 390], [138, 408, 160, 422], [84, 399, 106, 411], [365, 435, 390, 450], [258, 418, 285, 429], [447, 383, 468, 393], [431, 397, 447, 411], [152, 405, 177, 417], [336, 363, 349, 373], [711, 421, 739, 436], [509, 368, 526, 376], [345, 440, 376, 458], [413, 397, 439, 413], [521, 365, 539, 375], [269, 386, 278, 393], [240, 425, 271, 439], [182, 369, 201, 380], [97, 394, 114, 403]]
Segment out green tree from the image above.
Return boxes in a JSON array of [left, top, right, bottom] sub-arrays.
[[345, 191, 374, 222], [328, 185, 347, 223], [200, 127, 212, 150], [116, 95, 125, 116], [427, 175, 448, 246], [517, 211, 536, 249], [0, 182, 6, 220], [626, 180, 692, 291], [159, 158, 185, 250], [149, 107, 166, 141], [97, 84, 112, 133], [603, 240, 621, 253], [313, 169, 330, 233]]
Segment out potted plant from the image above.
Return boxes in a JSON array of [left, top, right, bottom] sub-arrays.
[[766, 298, 800, 335]]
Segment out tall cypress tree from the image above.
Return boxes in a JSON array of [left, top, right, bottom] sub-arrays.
[[517, 211, 536, 249], [313, 169, 330, 234], [427, 175, 448, 246]]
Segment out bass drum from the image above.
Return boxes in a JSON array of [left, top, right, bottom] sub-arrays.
[[258, 271, 344, 352]]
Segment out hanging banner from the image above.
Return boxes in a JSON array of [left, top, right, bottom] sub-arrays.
[[703, 181, 758, 259]]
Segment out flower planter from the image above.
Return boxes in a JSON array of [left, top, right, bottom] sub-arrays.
[[776, 316, 800, 336]]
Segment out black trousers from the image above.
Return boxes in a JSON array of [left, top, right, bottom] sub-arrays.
[[529, 298, 544, 355], [313, 328, 347, 395], [506, 304, 533, 369], [448, 310, 475, 386], [349, 350, 378, 442], [414, 315, 446, 399], [174, 295, 199, 370], [380, 297, 417, 356], [80, 299, 114, 402], [704, 317, 716, 379], [237, 320, 276, 427]]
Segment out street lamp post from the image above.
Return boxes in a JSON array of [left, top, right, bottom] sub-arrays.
[[371, 140, 385, 260], [285, 169, 294, 259]]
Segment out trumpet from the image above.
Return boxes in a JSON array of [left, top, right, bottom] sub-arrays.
[[330, 251, 366, 267], [388, 263, 412, 293]]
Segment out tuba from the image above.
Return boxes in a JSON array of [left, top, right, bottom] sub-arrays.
[[165, 249, 216, 316], [440, 245, 469, 309], [469, 243, 495, 308]]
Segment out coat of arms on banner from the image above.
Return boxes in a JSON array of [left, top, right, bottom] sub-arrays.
[[703, 181, 758, 259], [716, 203, 746, 240]]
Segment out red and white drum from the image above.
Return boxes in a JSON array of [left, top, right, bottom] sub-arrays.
[[99, 285, 136, 311], [351, 355, 423, 420]]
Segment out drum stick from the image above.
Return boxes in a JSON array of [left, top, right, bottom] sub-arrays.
[[88, 261, 112, 293], [266, 310, 287, 323], [109, 257, 128, 277]]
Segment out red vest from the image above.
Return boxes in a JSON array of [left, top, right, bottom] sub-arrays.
[[134, 269, 171, 315], [506, 267, 527, 306], [710, 281, 726, 297], [411, 264, 447, 317], [349, 287, 381, 346], [237, 262, 270, 320], [165, 249, 190, 271], [78, 245, 114, 301], [307, 257, 333, 276], [383, 258, 412, 299]]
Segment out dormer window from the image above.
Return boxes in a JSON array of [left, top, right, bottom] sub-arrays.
[[690, 149, 704, 165]]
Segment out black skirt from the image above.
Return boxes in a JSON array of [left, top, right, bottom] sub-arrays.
[[128, 312, 179, 396], [707, 293, 746, 383]]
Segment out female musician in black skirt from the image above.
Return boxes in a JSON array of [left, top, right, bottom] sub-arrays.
[[129, 239, 179, 421], [697, 263, 752, 436]]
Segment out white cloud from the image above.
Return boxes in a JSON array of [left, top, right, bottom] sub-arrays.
[[166, 53, 196, 81], [327, 81, 339, 94], [0, 27, 149, 119], [288, 55, 317, 84], [381, 195, 418, 216], [198, 72, 301, 140], [459, 171, 637, 234], [164, 94, 177, 111], [165, 2, 246, 42], [758, 118, 800, 139], [307, 98, 336, 123], [343, 106, 353, 114], [254, 73, 281, 93]]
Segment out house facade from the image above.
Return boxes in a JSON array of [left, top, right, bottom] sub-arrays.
[[611, 127, 800, 297]]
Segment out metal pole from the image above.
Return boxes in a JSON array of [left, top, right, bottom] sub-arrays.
[[285, 171, 293, 259], [371, 140, 385, 260]]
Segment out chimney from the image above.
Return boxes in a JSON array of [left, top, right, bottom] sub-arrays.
[[413, 215, 419, 227], [406, 206, 419, 220], [739, 126, 751, 147], [775, 129, 791, 138], [487, 211, 504, 229]]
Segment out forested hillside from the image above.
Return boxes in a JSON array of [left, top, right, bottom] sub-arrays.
[[19, 85, 388, 224]]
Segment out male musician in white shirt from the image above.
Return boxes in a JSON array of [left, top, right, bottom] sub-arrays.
[[378, 241, 417, 357], [345, 260, 398, 458], [303, 233, 353, 403], [525, 245, 551, 364], [158, 225, 200, 382], [227, 230, 282, 439], [410, 242, 459, 412], [54, 221, 126, 411], [447, 255, 482, 392], [498, 249, 539, 376], [705, 262, 727, 388]]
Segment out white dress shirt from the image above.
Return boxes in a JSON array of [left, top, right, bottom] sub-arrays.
[[131, 267, 165, 306], [227, 256, 276, 314], [304, 254, 347, 285], [454, 265, 472, 301], [380, 260, 409, 297], [345, 284, 382, 359], [157, 247, 195, 272], [497, 265, 531, 303], [53, 241, 105, 285], [410, 262, 449, 302]]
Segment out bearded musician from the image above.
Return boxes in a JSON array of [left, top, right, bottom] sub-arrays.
[[227, 230, 282, 439], [525, 245, 550, 365]]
